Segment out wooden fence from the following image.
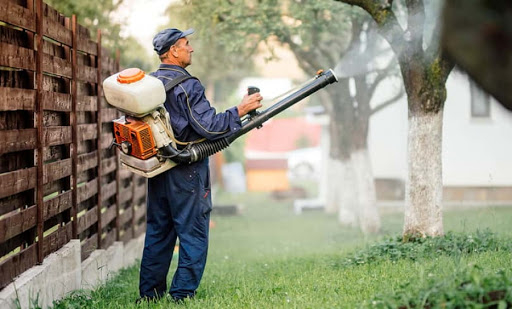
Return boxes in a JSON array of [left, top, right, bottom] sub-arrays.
[[0, 0, 147, 290]]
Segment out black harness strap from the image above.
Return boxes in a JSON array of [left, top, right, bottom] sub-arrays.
[[149, 72, 197, 92]]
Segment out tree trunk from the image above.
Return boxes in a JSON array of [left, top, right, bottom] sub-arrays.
[[325, 79, 355, 218], [403, 108, 444, 238], [352, 148, 381, 234], [352, 75, 381, 234], [325, 157, 341, 213], [337, 157, 358, 227]]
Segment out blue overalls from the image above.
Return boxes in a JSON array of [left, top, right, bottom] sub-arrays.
[[139, 64, 242, 300]]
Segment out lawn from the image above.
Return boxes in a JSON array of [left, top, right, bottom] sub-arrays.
[[52, 192, 512, 308]]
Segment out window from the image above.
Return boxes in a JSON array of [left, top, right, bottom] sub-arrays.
[[469, 79, 490, 118]]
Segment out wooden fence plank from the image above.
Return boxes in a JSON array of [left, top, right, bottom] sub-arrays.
[[42, 18, 72, 46], [101, 157, 117, 175], [134, 222, 146, 238], [100, 132, 113, 149], [134, 206, 145, 223], [77, 206, 97, 235], [119, 187, 133, 204], [77, 65, 97, 83], [0, 42, 35, 71], [43, 190, 72, 221], [43, 158, 71, 184], [0, 205, 37, 243], [71, 14, 78, 239], [101, 181, 116, 202], [119, 209, 133, 226], [0, 1, 35, 31], [41, 91, 71, 112], [77, 95, 97, 111], [0, 129, 36, 154], [102, 107, 118, 122], [101, 205, 116, 227], [0, 193, 33, 217], [0, 87, 36, 111], [77, 37, 97, 56], [81, 233, 97, 261], [120, 230, 132, 244], [77, 178, 98, 203], [134, 184, 146, 201], [42, 53, 72, 78], [0, 244, 37, 290], [101, 228, 116, 249], [0, 167, 36, 199], [43, 126, 72, 146], [42, 222, 72, 257], [77, 151, 98, 173], [119, 169, 132, 180], [77, 123, 97, 141]]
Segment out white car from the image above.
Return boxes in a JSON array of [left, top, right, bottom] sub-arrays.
[[287, 147, 322, 179]]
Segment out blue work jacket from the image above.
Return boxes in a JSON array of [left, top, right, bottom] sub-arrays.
[[152, 64, 242, 144]]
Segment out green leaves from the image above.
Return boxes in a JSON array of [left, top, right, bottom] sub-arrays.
[[343, 229, 511, 267], [369, 266, 512, 308]]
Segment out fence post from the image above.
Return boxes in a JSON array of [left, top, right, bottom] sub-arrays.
[[96, 29, 103, 248], [35, 0, 44, 264], [115, 49, 120, 241], [71, 15, 78, 239]]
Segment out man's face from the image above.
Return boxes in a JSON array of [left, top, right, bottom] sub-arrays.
[[174, 37, 194, 67]]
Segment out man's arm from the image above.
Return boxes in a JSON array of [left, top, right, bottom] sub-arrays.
[[180, 80, 262, 140]]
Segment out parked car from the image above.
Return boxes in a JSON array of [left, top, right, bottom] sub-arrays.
[[287, 147, 322, 179]]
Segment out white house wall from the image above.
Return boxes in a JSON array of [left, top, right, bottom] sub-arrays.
[[368, 71, 512, 187], [443, 71, 512, 186]]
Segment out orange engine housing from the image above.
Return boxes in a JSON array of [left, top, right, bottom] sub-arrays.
[[113, 116, 158, 160]]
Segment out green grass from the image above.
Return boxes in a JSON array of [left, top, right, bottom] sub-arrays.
[[50, 193, 512, 309]]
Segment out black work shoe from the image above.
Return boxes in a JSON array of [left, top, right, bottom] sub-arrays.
[[170, 293, 195, 304], [135, 296, 159, 305]]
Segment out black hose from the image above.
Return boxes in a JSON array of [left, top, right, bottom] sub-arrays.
[[158, 138, 230, 164]]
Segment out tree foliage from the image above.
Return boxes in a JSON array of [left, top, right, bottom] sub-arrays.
[[45, 0, 153, 70]]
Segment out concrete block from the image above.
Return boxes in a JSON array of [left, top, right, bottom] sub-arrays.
[[81, 249, 108, 290], [105, 241, 124, 279], [0, 240, 81, 309], [123, 233, 145, 268]]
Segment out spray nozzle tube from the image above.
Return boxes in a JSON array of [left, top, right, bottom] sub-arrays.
[[164, 69, 338, 164]]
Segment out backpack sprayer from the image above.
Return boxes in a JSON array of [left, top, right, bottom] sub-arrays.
[[103, 68, 338, 178]]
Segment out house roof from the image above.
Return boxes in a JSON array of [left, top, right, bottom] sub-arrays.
[[245, 117, 321, 153]]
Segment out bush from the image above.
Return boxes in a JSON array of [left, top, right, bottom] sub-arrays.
[[342, 230, 511, 267], [368, 266, 512, 308]]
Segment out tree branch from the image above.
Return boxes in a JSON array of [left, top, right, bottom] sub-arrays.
[[333, 0, 407, 57], [405, 0, 424, 52], [370, 86, 405, 115], [368, 57, 398, 94]]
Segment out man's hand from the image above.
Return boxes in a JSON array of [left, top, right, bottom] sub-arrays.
[[237, 92, 263, 117]]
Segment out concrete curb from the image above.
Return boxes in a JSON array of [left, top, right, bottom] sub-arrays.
[[0, 234, 145, 309]]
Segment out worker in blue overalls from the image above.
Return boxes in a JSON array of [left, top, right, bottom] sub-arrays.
[[138, 28, 263, 303]]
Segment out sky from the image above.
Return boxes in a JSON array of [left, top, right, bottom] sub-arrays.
[[113, 0, 176, 54]]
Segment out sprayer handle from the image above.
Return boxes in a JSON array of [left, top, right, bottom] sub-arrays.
[[247, 86, 260, 118], [248, 86, 260, 95]]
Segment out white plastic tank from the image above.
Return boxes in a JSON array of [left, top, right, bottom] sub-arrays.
[[103, 68, 166, 117]]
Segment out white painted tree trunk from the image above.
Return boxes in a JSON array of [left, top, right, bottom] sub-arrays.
[[337, 158, 358, 227], [403, 111, 444, 237], [352, 148, 381, 234], [325, 157, 341, 214]]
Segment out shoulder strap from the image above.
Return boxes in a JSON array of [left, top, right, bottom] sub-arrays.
[[150, 72, 196, 92]]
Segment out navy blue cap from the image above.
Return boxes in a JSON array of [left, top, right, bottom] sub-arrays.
[[153, 28, 195, 55]]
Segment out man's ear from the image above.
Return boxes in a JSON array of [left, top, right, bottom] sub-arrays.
[[170, 46, 178, 58]]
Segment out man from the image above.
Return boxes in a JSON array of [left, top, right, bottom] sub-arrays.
[[138, 28, 263, 302]]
